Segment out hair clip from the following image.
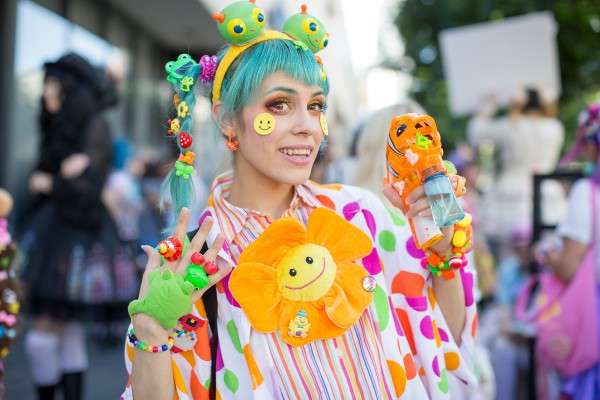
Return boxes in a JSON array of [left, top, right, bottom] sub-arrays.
[[177, 102, 189, 118], [180, 77, 195, 92], [165, 54, 197, 85], [178, 151, 195, 165], [179, 132, 193, 149], [174, 161, 197, 180], [168, 118, 181, 135], [199, 55, 219, 84], [0, 218, 10, 248]]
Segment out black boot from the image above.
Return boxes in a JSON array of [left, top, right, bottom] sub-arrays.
[[36, 385, 56, 400], [62, 372, 84, 400]]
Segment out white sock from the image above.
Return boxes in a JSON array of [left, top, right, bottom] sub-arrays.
[[59, 321, 88, 373], [24, 330, 61, 386]]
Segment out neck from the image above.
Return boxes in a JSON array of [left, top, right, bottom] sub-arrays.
[[226, 168, 295, 220]]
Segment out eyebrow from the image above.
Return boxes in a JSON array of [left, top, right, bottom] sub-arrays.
[[263, 87, 326, 97]]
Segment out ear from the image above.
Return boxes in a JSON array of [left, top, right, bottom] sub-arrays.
[[212, 101, 235, 139]]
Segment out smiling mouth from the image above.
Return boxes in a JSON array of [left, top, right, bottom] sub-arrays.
[[285, 257, 325, 290], [280, 148, 312, 157]]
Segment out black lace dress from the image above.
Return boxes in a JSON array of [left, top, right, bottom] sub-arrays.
[[18, 114, 139, 320]]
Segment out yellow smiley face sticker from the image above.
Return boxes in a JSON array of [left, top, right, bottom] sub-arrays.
[[254, 113, 275, 136], [320, 114, 329, 136]]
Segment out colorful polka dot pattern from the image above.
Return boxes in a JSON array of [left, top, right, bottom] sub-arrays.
[[121, 178, 478, 399]]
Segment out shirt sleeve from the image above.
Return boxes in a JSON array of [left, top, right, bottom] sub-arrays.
[[357, 190, 478, 396], [556, 179, 592, 246]]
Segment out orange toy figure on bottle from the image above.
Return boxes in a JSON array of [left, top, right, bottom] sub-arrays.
[[386, 113, 465, 249]]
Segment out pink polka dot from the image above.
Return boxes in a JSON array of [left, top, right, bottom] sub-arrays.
[[460, 269, 474, 307], [420, 315, 434, 339], [432, 355, 440, 377], [362, 209, 377, 239], [343, 202, 360, 221], [406, 296, 428, 312], [221, 272, 240, 308], [215, 340, 224, 371], [198, 210, 212, 227], [438, 327, 449, 342], [362, 248, 383, 275], [405, 237, 425, 259]]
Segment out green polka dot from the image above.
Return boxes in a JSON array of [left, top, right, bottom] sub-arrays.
[[224, 369, 239, 393], [227, 320, 243, 353], [378, 230, 397, 252], [1, 257, 10, 268], [438, 369, 449, 393], [204, 378, 211, 390], [385, 204, 407, 227], [373, 286, 389, 331]]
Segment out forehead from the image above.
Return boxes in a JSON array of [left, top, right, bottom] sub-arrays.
[[258, 72, 324, 96]]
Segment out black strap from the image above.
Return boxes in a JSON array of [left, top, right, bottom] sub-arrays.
[[188, 230, 219, 398]]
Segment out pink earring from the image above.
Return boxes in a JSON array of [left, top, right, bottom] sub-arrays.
[[226, 133, 238, 152]]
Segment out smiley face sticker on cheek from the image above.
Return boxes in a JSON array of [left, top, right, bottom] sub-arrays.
[[320, 114, 329, 136], [254, 113, 275, 136]]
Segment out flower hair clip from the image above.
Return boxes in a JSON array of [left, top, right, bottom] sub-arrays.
[[199, 55, 219, 84]]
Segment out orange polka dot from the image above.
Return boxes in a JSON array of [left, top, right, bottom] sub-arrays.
[[309, 181, 342, 190], [428, 286, 436, 310], [316, 195, 336, 210], [181, 348, 196, 367], [194, 323, 211, 361], [216, 389, 222, 400], [386, 360, 407, 397], [396, 308, 417, 355], [216, 281, 225, 294], [432, 319, 441, 348], [444, 352, 460, 371], [243, 344, 264, 389], [419, 367, 425, 376], [391, 271, 425, 298], [126, 343, 134, 362], [471, 313, 479, 338], [194, 299, 208, 319], [172, 359, 189, 394], [403, 353, 417, 379]]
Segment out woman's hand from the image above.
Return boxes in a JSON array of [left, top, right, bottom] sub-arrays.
[[383, 184, 453, 255], [134, 208, 232, 333], [28, 171, 53, 195], [60, 153, 90, 179]]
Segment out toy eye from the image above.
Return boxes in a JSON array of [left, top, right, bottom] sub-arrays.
[[227, 19, 246, 37], [165, 62, 173, 71], [396, 124, 407, 137], [320, 34, 329, 50], [180, 54, 190, 60], [289, 269, 297, 277], [302, 18, 319, 35], [306, 257, 313, 264], [253, 8, 265, 26]]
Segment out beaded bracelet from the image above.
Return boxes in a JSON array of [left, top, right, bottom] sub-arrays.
[[127, 328, 174, 353], [421, 213, 473, 280]]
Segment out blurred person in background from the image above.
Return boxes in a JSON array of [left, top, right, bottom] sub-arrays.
[[467, 87, 565, 263], [16, 52, 136, 400], [538, 98, 600, 399]]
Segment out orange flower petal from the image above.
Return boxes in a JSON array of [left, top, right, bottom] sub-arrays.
[[229, 262, 283, 332], [238, 217, 307, 266], [306, 208, 372, 264], [324, 263, 373, 328]]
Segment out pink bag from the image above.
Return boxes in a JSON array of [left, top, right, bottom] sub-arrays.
[[515, 179, 599, 378]]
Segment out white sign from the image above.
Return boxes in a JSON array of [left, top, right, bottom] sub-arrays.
[[439, 11, 561, 116]]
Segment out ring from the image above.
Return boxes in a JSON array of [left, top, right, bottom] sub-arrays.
[[156, 237, 183, 262]]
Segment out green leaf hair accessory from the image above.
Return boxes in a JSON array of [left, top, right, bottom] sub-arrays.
[[212, 0, 265, 45], [283, 4, 329, 54], [165, 54, 197, 85], [128, 269, 194, 330], [180, 76, 195, 92], [174, 161, 197, 180]]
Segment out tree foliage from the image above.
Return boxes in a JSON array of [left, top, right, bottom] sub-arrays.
[[393, 0, 600, 151]]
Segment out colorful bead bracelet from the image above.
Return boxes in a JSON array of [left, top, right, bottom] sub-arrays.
[[127, 328, 174, 353], [421, 213, 473, 280]]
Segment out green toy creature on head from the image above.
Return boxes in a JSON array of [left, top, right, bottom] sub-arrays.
[[212, 0, 266, 45], [283, 4, 329, 54]]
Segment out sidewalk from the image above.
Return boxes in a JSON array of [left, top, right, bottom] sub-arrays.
[[4, 324, 128, 400]]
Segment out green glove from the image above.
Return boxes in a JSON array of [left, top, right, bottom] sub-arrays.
[[128, 268, 194, 330]]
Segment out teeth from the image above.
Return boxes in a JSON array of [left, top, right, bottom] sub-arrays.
[[280, 148, 311, 156]]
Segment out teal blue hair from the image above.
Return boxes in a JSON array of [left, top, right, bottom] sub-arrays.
[[163, 39, 329, 229]]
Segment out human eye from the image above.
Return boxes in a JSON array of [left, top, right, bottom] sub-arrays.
[[265, 98, 291, 113], [308, 100, 327, 113]]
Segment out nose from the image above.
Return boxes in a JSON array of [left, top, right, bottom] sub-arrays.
[[291, 108, 320, 137]]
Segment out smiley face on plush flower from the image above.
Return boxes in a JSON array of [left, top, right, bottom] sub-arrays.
[[229, 207, 375, 346]]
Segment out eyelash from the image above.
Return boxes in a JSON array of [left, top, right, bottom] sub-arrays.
[[265, 99, 328, 113]]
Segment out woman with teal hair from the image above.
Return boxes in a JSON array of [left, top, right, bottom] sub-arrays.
[[123, 2, 477, 399]]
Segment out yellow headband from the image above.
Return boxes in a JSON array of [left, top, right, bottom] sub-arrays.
[[211, 30, 293, 104]]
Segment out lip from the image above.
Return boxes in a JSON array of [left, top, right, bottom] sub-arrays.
[[279, 145, 314, 166]]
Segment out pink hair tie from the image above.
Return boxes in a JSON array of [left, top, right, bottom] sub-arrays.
[[0, 311, 16, 327], [199, 55, 219, 84]]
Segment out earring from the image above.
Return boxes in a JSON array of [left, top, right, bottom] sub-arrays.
[[226, 133, 238, 152]]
